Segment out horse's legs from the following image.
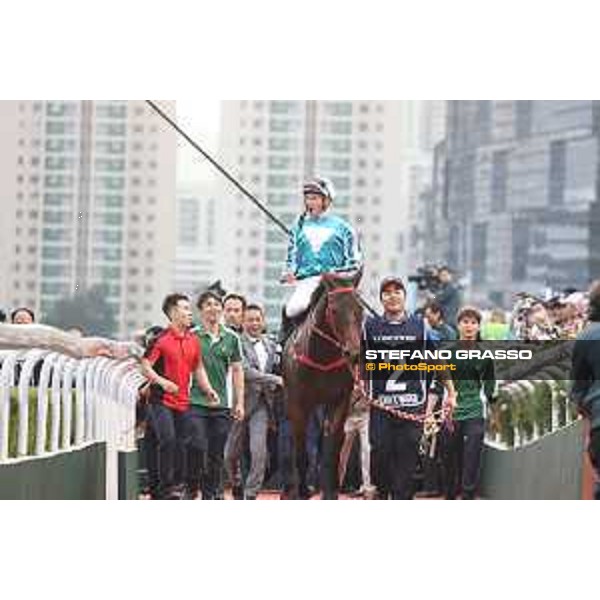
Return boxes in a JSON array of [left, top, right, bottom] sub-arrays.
[[321, 400, 350, 500], [287, 398, 310, 500]]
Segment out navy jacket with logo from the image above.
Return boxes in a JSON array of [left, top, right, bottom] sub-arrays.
[[363, 312, 435, 415]]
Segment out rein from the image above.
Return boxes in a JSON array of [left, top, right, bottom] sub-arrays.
[[294, 285, 357, 372]]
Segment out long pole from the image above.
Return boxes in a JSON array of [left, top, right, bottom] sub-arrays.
[[145, 100, 290, 235], [146, 100, 379, 317]]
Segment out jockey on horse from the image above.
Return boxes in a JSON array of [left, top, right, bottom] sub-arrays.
[[279, 177, 362, 346]]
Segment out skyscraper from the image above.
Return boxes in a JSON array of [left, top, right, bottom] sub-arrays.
[[438, 100, 600, 306], [0, 100, 176, 335]]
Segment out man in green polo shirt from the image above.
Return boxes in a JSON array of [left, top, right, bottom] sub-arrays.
[[186, 290, 245, 500]]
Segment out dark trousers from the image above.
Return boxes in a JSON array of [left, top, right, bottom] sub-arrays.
[[588, 427, 600, 500], [276, 411, 293, 492], [186, 408, 231, 499], [443, 418, 485, 499], [143, 424, 159, 497], [136, 401, 158, 497], [421, 451, 443, 496], [146, 403, 190, 498], [370, 407, 422, 500]]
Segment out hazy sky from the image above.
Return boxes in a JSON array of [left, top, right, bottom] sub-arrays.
[[175, 99, 221, 186]]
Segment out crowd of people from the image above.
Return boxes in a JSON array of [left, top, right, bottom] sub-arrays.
[[134, 275, 597, 501], [0, 307, 36, 326], [414, 285, 593, 498], [138, 291, 285, 499], [3, 173, 600, 500], [134, 174, 600, 500]]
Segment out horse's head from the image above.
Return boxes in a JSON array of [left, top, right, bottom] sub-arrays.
[[321, 270, 364, 365]]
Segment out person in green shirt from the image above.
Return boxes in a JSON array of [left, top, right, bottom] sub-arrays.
[[481, 308, 510, 341], [444, 306, 496, 500], [186, 290, 245, 500]]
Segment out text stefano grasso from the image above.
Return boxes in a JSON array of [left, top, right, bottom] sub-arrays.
[[364, 349, 533, 361]]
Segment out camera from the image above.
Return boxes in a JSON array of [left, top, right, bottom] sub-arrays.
[[408, 265, 441, 293]]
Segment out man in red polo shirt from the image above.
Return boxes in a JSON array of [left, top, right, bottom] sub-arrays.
[[141, 293, 217, 499]]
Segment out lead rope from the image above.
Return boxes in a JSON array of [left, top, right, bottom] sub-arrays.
[[349, 363, 451, 456]]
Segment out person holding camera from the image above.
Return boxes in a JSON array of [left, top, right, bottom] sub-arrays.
[[433, 267, 461, 327]]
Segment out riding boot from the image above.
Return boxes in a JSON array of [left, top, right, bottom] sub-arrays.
[[278, 312, 296, 349]]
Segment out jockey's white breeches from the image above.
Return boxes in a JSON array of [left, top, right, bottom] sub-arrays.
[[284, 275, 322, 318]]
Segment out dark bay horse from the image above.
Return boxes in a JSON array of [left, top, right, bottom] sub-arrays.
[[282, 271, 363, 499]]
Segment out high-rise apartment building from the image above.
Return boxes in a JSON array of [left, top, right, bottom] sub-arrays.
[[174, 185, 216, 297], [0, 100, 176, 336], [216, 100, 413, 327]]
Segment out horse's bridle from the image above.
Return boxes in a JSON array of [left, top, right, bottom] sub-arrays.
[[294, 284, 359, 373], [315, 286, 356, 350]]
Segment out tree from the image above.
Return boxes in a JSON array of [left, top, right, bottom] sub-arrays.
[[44, 285, 118, 338]]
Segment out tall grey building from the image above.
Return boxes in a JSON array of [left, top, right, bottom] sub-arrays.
[[437, 100, 600, 306], [0, 100, 177, 336], [391, 101, 446, 272]]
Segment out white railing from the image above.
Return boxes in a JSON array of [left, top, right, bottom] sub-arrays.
[[0, 349, 145, 499]]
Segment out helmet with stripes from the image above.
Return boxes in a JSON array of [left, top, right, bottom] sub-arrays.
[[303, 176, 336, 202]]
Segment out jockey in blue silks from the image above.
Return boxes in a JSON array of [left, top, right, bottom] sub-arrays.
[[279, 176, 362, 344]]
